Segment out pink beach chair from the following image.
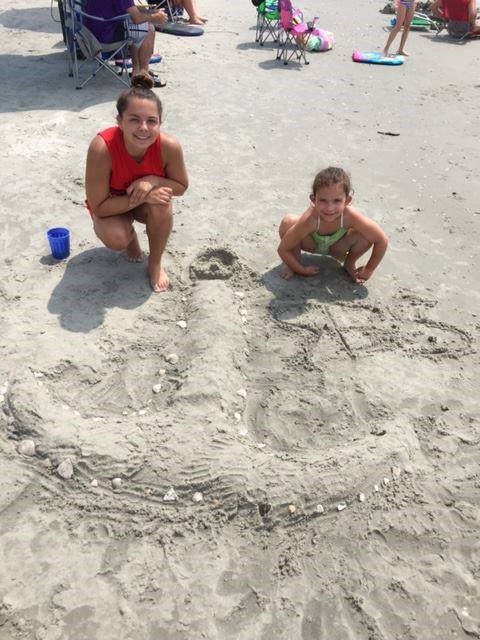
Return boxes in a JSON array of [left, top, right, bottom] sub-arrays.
[[276, 0, 317, 65]]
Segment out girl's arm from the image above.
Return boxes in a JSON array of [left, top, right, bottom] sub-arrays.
[[85, 136, 137, 218], [278, 212, 318, 276], [127, 134, 189, 207], [346, 206, 389, 274]]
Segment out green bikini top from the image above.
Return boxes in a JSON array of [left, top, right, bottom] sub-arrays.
[[310, 210, 347, 255]]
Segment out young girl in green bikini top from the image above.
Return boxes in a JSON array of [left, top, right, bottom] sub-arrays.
[[277, 167, 388, 285]]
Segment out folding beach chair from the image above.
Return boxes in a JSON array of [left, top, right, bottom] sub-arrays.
[[254, 0, 280, 46], [276, 0, 317, 65], [63, 0, 133, 89]]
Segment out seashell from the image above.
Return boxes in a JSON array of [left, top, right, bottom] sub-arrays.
[[316, 504, 325, 514], [17, 439, 36, 457], [239, 429, 248, 437], [234, 291, 245, 298], [234, 412, 241, 421], [288, 504, 296, 514], [165, 353, 179, 365], [158, 369, 166, 376], [138, 409, 147, 416], [163, 487, 178, 502], [239, 309, 247, 316], [33, 371, 44, 378], [90, 479, 98, 487], [391, 466, 401, 479], [112, 477, 122, 490], [192, 492, 203, 503], [152, 383, 162, 394], [383, 477, 390, 486], [57, 459, 73, 479], [373, 484, 380, 492], [358, 493, 366, 502], [237, 389, 247, 399], [176, 320, 187, 329], [337, 502, 347, 511]]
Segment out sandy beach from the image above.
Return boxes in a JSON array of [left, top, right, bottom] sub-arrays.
[[1, 0, 479, 638]]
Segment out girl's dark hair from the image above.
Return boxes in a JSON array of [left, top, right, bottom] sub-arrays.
[[312, 167, 352, 198], [116, 71, 163, 120]]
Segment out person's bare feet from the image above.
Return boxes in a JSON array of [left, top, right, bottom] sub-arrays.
[[280, 264, 295, 280], [148, 260, 170, 293], [189, 18, 204, 24], [125, 232, 144, 262], [397, 50, 409, 56]]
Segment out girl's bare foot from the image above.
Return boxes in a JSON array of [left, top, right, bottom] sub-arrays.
[[280, 264, 295, 280], [125, 232, 144, 262], [397, 50, 409, 56], [189, 17, 204, 25], [149, 261, 170, 293]]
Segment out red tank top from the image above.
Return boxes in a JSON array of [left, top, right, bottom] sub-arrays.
[[442, 0, 469, 21], [98, 126, 165, 195]]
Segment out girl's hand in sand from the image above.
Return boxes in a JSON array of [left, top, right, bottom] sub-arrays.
[[145, 186, 173, 206], [303, 265, 320, 277], [126, 179, 154, 208], [351, 265, 373, 284]]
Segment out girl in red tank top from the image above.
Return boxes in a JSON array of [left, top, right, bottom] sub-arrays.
[[85, 73, 188, 292]]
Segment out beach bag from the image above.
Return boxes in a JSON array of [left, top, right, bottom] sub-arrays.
[[75, 26, 102, 58], [306, 27, 334, 52]]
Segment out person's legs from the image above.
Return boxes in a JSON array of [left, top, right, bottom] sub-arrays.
[[330, 231, 372, 282], [278, 214, 315, 279], [130, 23, 155, 75], [397, 5, 416, 54], [134, 202, 173, 292], [174, 0, 206, 24], [92, 213, 143, 262], [384, 2, 407, 55]]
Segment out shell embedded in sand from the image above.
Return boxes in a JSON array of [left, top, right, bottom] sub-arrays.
[[163, 487, 178, 502], [158, 369, 166, 376], [374, 484, 380, 492], [288, 504, 296, 514], [91, 479, 98, 487], [152, 383, 162, 394], [192, 492, 203, 503], [316, 504, 325, 514], [176, 320, 187, 329], [383, 477, 390, 486], [57, 459, 73, 479], [391, 466, 401, 479], [337, 502, 347, 511], [237, 389, 247, 399], [112, 477, 122, 490], [165, 353, 179, 365], [234, 412, 241, 421], [358, 493, 366, 502], [17, 439, 36, 456]]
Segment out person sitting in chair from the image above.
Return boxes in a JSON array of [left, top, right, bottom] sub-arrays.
[[84, 0, 168, 87], [431, 0, 480, 37]]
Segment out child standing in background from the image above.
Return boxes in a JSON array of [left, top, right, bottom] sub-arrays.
[[278, 167, 388, 285], [384, 0, 418, 56]]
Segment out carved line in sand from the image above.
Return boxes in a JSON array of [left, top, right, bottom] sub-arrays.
[[3, 248, 463, 535]]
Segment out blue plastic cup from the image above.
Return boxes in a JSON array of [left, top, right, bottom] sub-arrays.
[[47, 227, 70, 260]]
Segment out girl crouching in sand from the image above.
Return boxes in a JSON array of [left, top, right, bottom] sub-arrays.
[[85, 73, 188, 292], [278, 167, 388, 285]]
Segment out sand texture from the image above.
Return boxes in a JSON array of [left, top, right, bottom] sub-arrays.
[[1, 0, 479, 638]]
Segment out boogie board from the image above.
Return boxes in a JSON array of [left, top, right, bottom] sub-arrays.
[[352, 50, 404, 65], [155, 22, 204, 36], [115, 53, 162, 68]]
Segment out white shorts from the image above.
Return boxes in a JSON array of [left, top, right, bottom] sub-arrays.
[[128, 18, 150, 47]]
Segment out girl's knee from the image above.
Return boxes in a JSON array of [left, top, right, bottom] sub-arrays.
[[146, 202, 173, 222], [279, 214, 299, 237], [95, 227, 132, 251]]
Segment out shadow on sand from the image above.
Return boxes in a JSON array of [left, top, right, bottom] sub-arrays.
[[46, 247, 151, 333], [263, 254, 368, 322]]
